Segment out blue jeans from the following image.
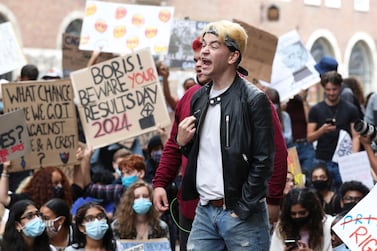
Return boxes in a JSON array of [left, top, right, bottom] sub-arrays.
[[187, 200, 270, 251], [313, 159, 342, 190]]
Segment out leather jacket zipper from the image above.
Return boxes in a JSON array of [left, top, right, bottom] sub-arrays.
[[225, 115, 230, 147]]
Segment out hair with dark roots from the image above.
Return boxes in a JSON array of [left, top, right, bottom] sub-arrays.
[[72, 202, 116, 250], [43, 198, 72, 229], [114, 180, 164, 239], [278, 188, 325, 250], [2, 200, 50, 251], [22, 166, 72, 208]]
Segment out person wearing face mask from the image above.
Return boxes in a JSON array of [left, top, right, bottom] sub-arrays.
[[2, 199, 56, 251], [65, 202, 123, 251], [83, 154, 147, 206], [112, 180, 168, 240], [40, 198, 74, 251], [310, 165, 339, 215], [338, 180, 369, 214], [144, 135, 164, 184], [270, 188, 333, 251]]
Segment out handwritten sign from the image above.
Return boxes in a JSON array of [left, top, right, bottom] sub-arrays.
[[70, 48, 170, 149], [0, 109, 31, 163], [0, 22, 26, 75], [62, 32, 113, 74], [261, 30, 320, 102], [234, 19, 278, 83], [1, 80, 78, 171], [79, 0, 174, 55], [338, 151, 374, 189], [120, 238, 171, 251], [287, 146, 305, 187], [333, 184, 377, 251]]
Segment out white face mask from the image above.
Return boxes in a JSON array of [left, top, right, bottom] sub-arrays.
[[45, 216, 62, 237]]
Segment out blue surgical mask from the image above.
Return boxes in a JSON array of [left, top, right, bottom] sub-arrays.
[[115, 167, 122, 178], [22, 217, 46, 237], [133, 198, 152, 215], [84, 219, 109, 240], [151, 150, 163, 163], [121, 175, 138, 188]]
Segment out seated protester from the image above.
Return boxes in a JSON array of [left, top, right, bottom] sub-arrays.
[[337, 180, 370, 214], [84, 154, 146, 205], [283, 171, 295, 196], [0, 165, 72, 209], [270, 188, 333, 251], [310, 164, 339, 215], [112, 148, 131, 182], [40, 198, 74, 251], [112, 180, 169, 240], [144, 135, 164, 184], [65, 202, 123, 251], [2, 199, 56, 251]]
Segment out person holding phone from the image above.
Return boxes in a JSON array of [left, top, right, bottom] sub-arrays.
[[270, 188, 333, 251]]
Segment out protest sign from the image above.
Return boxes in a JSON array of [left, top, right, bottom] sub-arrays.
[[0, 22, 26, 75], [262, 30, 320, 101], [333, 184, 377, 251], [70, 48, 171, 149], [1, 80, 78, 171], [287, 146, 305, 187], [167, 19, 208, 69], [62, 33, 113, 74], [120, 238, 170, 251], [0, 109, 31, 163], [234, 19, 278, 83], [338, 151, 374, 189], [79, 0, 174, 55]]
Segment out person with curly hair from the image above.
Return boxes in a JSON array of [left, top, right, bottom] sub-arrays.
[[0, 166, 72, 209], [1, 199, 55, 251], [65, 202, 122, 251], [270, 188, 333, 251], [112, 180, 168, 240]]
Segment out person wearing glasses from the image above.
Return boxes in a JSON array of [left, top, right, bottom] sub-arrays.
[[270, 188, 333, 251], [65, 202, 122, 251], [338, 180, 369, 214], [2, 199, 56, 251]]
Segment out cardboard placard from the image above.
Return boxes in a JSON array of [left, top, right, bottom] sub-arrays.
[[1, 80, 78, 171], [0, 109, 31, 163], [234, 19, 278, 83], [0, 22, 26, 75], [62, 32, 114, 73], [79, 0, 174, 55], [70, 48, 170, 149], [287, 146, 305, 187], [120, 238, 171, 251], [332, 184, 377, 251]]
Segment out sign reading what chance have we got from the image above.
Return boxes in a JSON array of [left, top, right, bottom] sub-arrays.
[[70, 48, 171, 150], [1, 79, 78, 172]]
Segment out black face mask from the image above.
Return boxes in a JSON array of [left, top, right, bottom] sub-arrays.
[[342, 202, 357, 212], [53, 185, 64, 198], [312, 180, 329, 191], [292, 216, 310, 226]]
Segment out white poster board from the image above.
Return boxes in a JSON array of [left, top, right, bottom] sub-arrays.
[[261, 30, 320, 102], [80, 0, 174, 55], [0, 22, 26, 75], [70, 48, 171, 149], [333, 184, 377, 251], [338, 151, 374, 189]]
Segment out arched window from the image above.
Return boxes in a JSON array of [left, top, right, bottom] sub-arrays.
[[65, 18, 83, 36], [348, 41, 372, 94]]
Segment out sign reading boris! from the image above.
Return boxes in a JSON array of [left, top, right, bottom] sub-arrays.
[[1, 80, 78, 171], [70, 48, 170, 149]]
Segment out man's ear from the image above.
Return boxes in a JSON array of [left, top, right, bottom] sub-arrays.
[[228, 51, 240, 65]]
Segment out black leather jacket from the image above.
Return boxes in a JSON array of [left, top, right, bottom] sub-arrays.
[[181, 75, 275, 220]]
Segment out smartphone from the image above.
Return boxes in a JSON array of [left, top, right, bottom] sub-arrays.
[[324, 118, 336, 125], [284, 239, 298, 248]]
